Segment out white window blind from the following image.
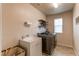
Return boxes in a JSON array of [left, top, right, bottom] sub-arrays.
[[54, 18, 63, 33]]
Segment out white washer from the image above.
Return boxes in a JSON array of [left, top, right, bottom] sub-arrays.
[[19, 36, 42, 56]]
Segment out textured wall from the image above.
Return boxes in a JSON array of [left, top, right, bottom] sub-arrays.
[[2, 4, 46, 50], [47, 11, 73, 47], [0, 4, 2, 55], [73, 4, 79, 55]]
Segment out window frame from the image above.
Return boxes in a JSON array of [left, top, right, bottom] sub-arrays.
[[54, 17, 63, 33]]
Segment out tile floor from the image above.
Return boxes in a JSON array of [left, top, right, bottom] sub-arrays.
[[43, 45, 75, 56]]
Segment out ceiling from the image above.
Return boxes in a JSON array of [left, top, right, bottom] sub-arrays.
[[31, 3, 75, 15]]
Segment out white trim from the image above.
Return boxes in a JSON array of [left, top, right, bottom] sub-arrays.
[[57, 42, 79, 56], [57, 43, 73, 48], [73, 47, 79, 56]]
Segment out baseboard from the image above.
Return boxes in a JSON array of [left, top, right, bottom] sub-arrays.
[[57, 43, 79, 56], [57, 43, 73, 48], [73, 48, 79, 56]]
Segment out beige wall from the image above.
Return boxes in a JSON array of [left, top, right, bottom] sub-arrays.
[[0, 4, 2, 55], [47, 11, 73, 47], [2, 4, 46, 50], [73, 4, 79, 55]]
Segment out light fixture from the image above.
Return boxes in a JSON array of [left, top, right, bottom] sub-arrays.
[[53, 3, 58, 8]]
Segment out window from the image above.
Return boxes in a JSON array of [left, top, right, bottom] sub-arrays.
[[54, 18, 63, 33]]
